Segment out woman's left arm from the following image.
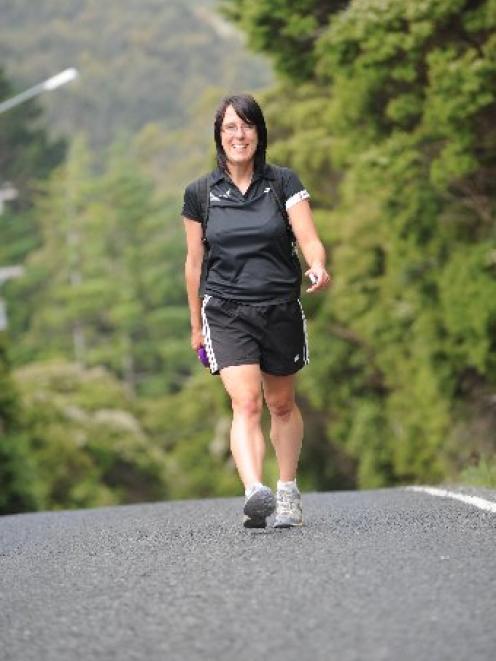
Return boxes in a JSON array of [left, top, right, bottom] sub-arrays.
[[288, 199, 331, 293]]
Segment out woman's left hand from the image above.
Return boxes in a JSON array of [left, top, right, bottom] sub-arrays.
[[305, 265, 331, 293]]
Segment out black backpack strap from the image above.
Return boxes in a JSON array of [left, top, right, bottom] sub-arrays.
[[191, 173, 212, 297], [265, 164, 296, 244], [191, 173, 211, 242]]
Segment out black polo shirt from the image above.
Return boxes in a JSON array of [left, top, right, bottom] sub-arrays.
[[182, 164, 310, 304]]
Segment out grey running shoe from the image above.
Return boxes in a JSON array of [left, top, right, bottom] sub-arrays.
[[273, 487, 303, 528], [243, 485, 276, 528]]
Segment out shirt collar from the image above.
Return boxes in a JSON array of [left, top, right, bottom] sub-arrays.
[[209, 168, 226, 185], [209, 163, 274, 186]]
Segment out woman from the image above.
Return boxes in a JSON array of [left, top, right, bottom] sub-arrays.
[[182, 94, 330, 529]]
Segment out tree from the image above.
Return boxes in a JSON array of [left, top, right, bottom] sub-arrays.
[[0, 67, 66, 513], [221, 0, 347, 81], [11, 134, 193, 394], [0, 66, 66, 209], [0, 334, 40, 514], [223, 0, 496, 486], [13, 359, 169, 510]]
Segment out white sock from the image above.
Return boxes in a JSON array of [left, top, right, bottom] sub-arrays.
[[277, 479, 298, 492], [245, 482, 263, 498]]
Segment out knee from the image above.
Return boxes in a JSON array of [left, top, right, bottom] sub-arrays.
[[266, 397, 295, 421], [231, 393, 263, 419]]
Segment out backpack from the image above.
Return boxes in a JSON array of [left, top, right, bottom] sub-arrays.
[[191, 164, 298, 296]]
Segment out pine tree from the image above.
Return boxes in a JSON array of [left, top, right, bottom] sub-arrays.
[[222, 0, 496, 486]]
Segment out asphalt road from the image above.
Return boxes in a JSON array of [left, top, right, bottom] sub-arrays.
[[1, 488, 495, 661]]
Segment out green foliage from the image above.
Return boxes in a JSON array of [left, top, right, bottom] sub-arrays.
[[0, 429, 40, 514], [0, 334, 41, 514], [13, 360, 169, 510], [0, 67, 66, 209], [3, 0, 496, 513], [6, 135, 192, 394], [459, 457, 496, 489], [221, 0, 346, 81], [142, 372, 241, 499], [224, 0, 496, 488], [0, 65, 66, 300]]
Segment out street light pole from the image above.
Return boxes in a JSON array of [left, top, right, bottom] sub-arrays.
[[0, 68, 79, 114]]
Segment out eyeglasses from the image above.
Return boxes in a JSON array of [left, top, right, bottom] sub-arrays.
[[221, 122, 256, 135]]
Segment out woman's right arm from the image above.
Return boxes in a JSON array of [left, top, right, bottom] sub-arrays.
[[183, 218, 205, 351]]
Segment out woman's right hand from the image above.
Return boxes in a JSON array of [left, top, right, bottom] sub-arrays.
[[191, 328, 204, 351]]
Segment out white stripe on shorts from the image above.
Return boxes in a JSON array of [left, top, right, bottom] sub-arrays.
[[201, 295, 219, 373], [297, 299, 310, 364]]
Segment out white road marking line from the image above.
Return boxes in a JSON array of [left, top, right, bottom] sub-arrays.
[[407, 486, 496, 513]]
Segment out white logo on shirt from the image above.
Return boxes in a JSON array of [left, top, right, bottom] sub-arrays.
[[219, 188, 231, 198], [209, 192, 221, 202], [294, 354, 300, 362], [264, 187, 271, 193]]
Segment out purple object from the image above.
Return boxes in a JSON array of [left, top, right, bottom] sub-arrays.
[[197, 346, 210, 368]]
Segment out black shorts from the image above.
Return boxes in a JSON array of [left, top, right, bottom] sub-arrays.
[[201, 295, 309, 376]]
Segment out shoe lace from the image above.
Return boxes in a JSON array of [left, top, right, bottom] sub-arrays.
[[277, 489, 300, 516]]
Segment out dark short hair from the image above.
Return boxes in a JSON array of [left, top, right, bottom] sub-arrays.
[[214, 94, 267, 173]]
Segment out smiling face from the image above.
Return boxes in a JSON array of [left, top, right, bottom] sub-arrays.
[[220, 104, 259, 169]]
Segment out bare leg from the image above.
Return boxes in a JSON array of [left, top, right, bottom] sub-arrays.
[[220, 364, 265, 488], [262, 372, 303, 482]]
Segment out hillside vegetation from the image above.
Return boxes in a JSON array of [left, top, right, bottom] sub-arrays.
[[1, 0, 495, 514], [223, 0, 496, 485], [0, 0, 271, 150]]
